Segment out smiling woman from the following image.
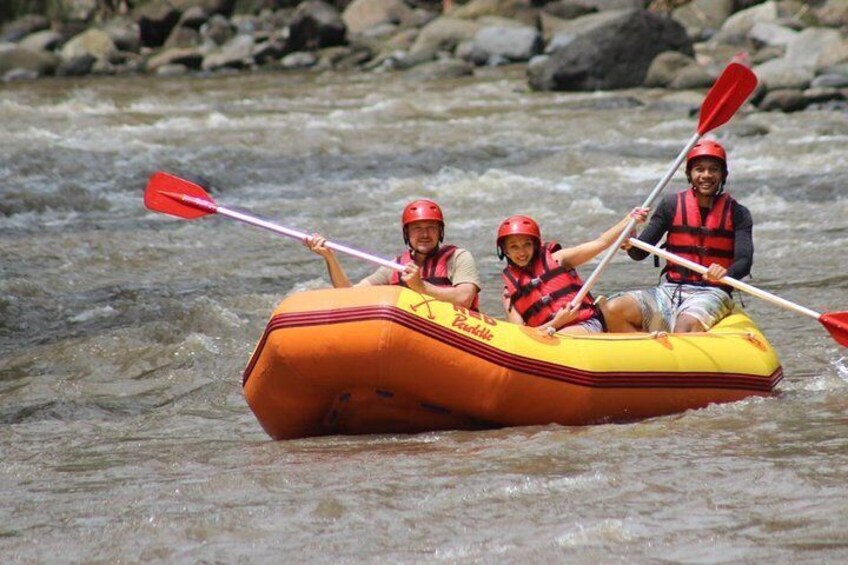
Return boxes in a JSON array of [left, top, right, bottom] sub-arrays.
[[497, 208, 648, 336]]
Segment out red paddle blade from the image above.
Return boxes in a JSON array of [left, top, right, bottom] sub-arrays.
[[144, 171, 217, 219], [697, 62, 758, 135], [820, 312, 848, 348]]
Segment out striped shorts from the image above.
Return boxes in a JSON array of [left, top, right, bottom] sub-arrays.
[[620, 283, 735, 332]]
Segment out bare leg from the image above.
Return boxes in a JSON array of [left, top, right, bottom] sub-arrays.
[[672, 313, 707, 333], [601, 295, 643, 333]]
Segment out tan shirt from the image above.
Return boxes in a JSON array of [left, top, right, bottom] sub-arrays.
[[361, 247, 482, 290]]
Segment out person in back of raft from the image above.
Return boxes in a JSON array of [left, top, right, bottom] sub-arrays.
[[304, 199, 482, 309], [497, 208, 649, 336], [603, 139, 754, 333]]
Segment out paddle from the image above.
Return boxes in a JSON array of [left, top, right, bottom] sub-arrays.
[[627, 238, 848, 347], [568, 62, 759, 309], [143, 171, 406, 272]]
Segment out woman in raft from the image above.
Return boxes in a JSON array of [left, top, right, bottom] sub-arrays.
[[496, 208, 648, 336]]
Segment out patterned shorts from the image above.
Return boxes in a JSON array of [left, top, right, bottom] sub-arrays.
[[619, 283, 734, 332], [572, 315, 605, 333]]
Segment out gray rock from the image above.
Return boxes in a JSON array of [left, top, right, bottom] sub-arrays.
[[748, 22, 798, 47], [287, 0, 347, 52], [410, 17, 481, 57], [644, 51, 694, 87], [803, 86, 845, 104], [754, 57, 814, 90], [528, 9, 692, 91], [56, 53, 97, 76], [758, 88, 807, 112], [104, 18, 141, 53], [811, 73, 848, 88], [343, 0, 415, 35], [784, 28, 848, 71], [61, 29, 117, 63], [201, 14, 235, 46], [814, 0, 848, 28], [179, 7, 210, 30], [668, 64, 715, 90], [19, 30, 64, 52], [0, 44, 60, 76], [155, 63, 190, 76], [472, 26, 541, 63], [146, 47, 204, 71], [281, 51, 319, 69], [201, 34, 254, 70], [750, 45, 785, 65], [542, 1, 598, 21], [3, 68, 40, 82], [403, 57, 473, 80], [0, 15, 49, 43], [672, 0, 733, 40], [134, 0, 181, 48]]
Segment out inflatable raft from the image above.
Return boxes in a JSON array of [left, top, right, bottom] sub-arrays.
[[242, 286, 782, 440]]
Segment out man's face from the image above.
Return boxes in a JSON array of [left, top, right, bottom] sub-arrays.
[[406, 220, 441, 254], [689, 157, 724, 197]]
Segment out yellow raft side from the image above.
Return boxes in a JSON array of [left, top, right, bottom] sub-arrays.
[[243, 286, 782, 440]]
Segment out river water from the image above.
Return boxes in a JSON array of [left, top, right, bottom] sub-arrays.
[[1, 66, 847, 562]]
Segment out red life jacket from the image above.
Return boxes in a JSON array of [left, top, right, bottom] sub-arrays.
[[664, 190, 735, 287], [502, 242, 598, 328], [390, 245, 480, 310]]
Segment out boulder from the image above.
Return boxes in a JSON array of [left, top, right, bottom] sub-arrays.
[[814, 0, 848, 28], [668, 64, 715, 90], [409, 17, 481, 57], [202, 33, 254, 70], [134, 0, 181, 48], [471, 25, 542, 64], [146, 47, 204, 71], [0, 44, 59, 76], [342, 0, 415, 35], [748, 22, 798, 48], [784, 28, 848, 71], [528, 9, 693, 91], [287, 0, 346, 52], [754, 57, 814, 90], [450, 0, 539, 26], [19, 30, 65, 52], [644, 50, 694, 87], [0, 14, 49, 43], [542, 1, 598, 21], [60, 29, 117, 63], [671, 0, 733, 40], [757, 88, 807, 112]]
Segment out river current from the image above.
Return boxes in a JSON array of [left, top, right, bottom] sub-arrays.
[[1, 67, 847, 562]]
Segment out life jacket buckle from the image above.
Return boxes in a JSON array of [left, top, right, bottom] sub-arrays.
[[530, 277, 542, 288]]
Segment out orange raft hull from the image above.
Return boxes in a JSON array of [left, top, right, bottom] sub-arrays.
[[242, 286, 783, 440]]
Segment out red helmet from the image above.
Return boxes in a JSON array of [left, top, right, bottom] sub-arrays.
[[686, 140, 727, 173], [402, 199, 444, 246], [402, 199, 443, 226], [496, 215, 540, 260]]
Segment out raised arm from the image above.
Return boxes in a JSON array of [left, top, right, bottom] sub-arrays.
[[554, 207, 649, 269]]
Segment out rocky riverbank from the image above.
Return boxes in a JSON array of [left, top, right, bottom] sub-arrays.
[[1, 0, 847, 113]]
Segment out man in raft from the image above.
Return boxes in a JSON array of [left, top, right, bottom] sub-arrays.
[[497, 208, 649, 336], [305, 199, 482, 309], [604, 139, 754, 333]]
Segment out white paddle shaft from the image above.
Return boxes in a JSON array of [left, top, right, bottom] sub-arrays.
[[216, 206, 406, 272], [569, 132, 703, 307], [627, 237, 822, 320]]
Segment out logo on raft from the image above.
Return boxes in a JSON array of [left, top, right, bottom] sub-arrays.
[[451, 305, 496, 341]]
